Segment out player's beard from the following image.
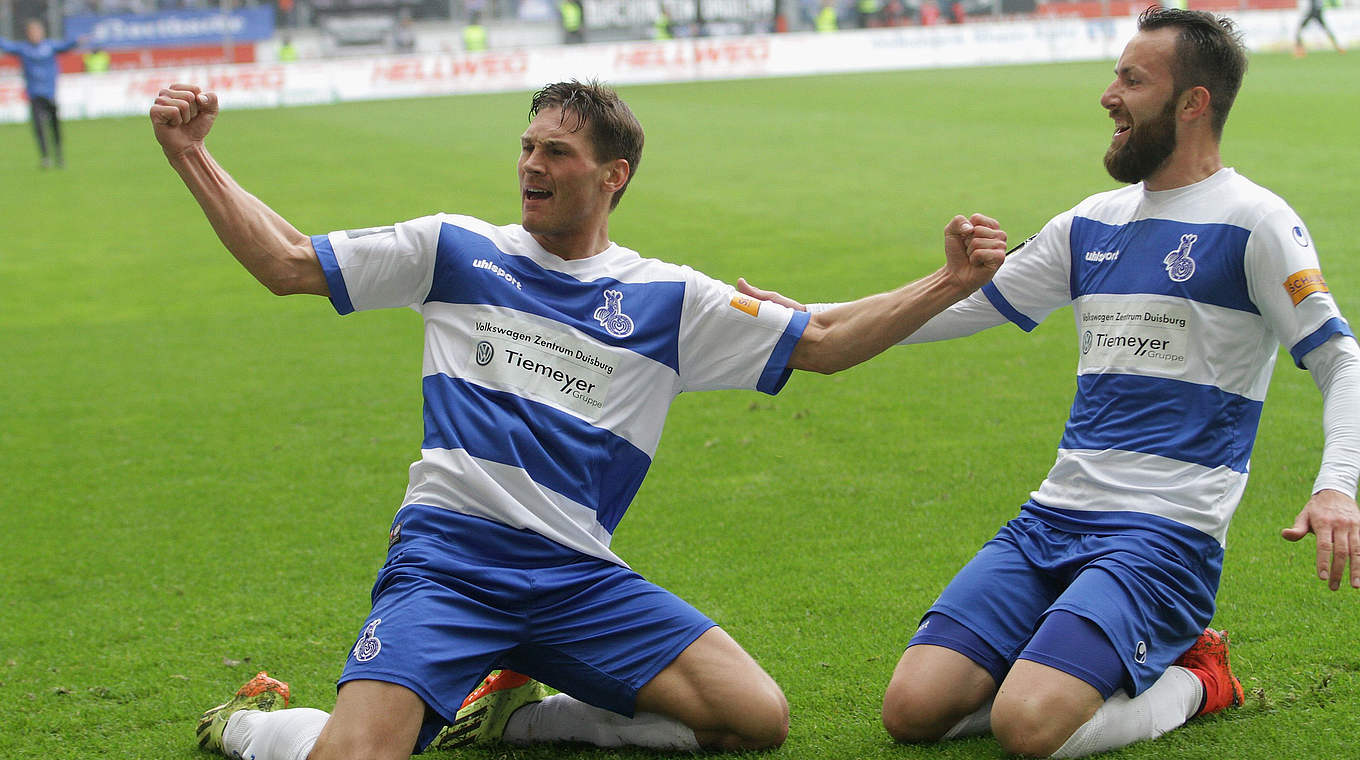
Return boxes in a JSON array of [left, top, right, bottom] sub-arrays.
[[1104, 96, 1179, 184]]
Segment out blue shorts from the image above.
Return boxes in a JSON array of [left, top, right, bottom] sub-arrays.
[[339, 505, 715, 751], [912, 610, 1126, 699], [912, 503, 1224, 696]]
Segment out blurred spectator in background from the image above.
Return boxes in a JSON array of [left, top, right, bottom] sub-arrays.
[[393, 9, 416, 53], [655, 6, 675, 40], [1294, 0, 1345, 56], [950, 0, 966, 23], [816, 0, 837, 32], [857, 0, 882, 28], [278, 34, 298, 61], [84, 47, 111, 72], [883, 0, 906, 25], [464, 11, 488, 51], [0, 18, 87, 169], [919, 0, 941, 26], [559, 0, 583, 44]]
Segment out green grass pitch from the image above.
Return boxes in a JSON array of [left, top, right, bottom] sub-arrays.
[[2, 51, 1358, 759]]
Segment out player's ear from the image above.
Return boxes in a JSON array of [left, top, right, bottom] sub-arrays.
[[1179, 85, 1212, 123], [602, 158, 630, 195]]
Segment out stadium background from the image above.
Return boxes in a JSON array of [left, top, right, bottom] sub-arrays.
[[2, 0, 1358, 121], [2, 2, 1358, 760]]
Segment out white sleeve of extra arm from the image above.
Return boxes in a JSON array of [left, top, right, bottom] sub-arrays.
[[806, 292, 1005, 344], [1304, 334, 1360, 498]]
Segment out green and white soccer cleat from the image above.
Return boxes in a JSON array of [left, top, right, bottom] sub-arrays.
[[433, 670, 547, 749], [195, 671, 291, 755]]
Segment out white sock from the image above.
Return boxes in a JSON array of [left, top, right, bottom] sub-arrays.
[[222, 708, 330, 760], [942, 698, 993, 739], [503, 693, 701, 751], [1051, 666, 1202, 758]]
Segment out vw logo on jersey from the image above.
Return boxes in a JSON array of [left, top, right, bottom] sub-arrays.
[[593, 289, 635, 338], [1081, 330, 1093, 354], [475, 340, 494, 366], [1163, 233, 1198, 283], [1292, 225, 1311, 248], [353, 618, 383, 663], [1134, 640, 1148, 664]]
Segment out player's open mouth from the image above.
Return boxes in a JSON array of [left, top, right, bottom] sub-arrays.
[[524, 188, 553, 201]]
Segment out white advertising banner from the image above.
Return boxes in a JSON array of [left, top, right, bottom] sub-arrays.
[[1, 10, 1351, 124]]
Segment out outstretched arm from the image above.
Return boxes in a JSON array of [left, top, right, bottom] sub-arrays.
[[55, 34, 88, 53], [150, 84, 326, 297], [1282, 336, 1360, 590], [786, 214, 1006, 374]]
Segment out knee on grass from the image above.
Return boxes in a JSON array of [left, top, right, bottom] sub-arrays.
[[990, 695, 1082, 758], [703, 688, 789, 751], [881, 681, 977, 743]]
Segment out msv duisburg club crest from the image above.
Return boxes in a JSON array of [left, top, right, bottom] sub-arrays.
[[1164, 233, 1198, 283], [593, 289, 635, 338], [353, 618, 383, 662]]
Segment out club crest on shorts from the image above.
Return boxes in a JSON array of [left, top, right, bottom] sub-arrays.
[[353, 618, 383, 663], [593, 289, 635, 338], [1134, 640, 1148, 664], [1163, 234, 1198, 283]]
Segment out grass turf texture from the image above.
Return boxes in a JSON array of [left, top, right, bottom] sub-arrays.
[[2, 52, 1358, 759]]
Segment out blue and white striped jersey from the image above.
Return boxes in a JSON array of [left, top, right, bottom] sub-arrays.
[[313, 214, 809, 566], [977, 168, 1353, 546]]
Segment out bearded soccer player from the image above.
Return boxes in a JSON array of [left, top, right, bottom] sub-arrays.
[[740, 7, 1360, 757], [150, 79, 1006, 760]]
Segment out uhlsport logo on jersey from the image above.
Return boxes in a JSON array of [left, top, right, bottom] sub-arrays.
[[1134, 640, 1148, 665], [1163, 233, 1198, 283], [473, 258, 523, 290], [353, 618, 382, 662], [594, 289, 635, 338]]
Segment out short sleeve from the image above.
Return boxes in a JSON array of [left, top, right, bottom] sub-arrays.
[[676, 267, 810, 394], [979, 212, 1076, 332], [313, 214, 445, 315]]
